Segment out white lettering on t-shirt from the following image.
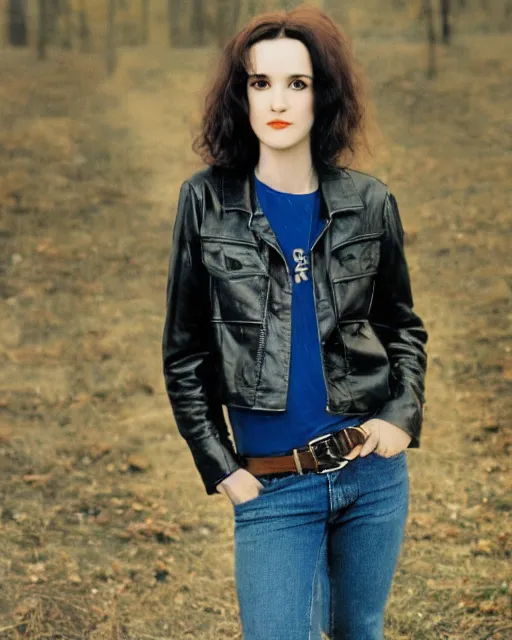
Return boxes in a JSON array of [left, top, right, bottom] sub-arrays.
[[293, 248, 309, 284]]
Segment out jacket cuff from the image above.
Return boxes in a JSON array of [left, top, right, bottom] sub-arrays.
[[373, 384, 423, 448], [214, 470, 238, 493], [186, 435, 243, 495]]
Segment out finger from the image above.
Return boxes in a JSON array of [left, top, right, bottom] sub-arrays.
[[359, 431, 379, 457], [358, 425, 370, 439], [344, 443, 363, 460]]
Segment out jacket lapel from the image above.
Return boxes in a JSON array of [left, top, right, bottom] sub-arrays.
[[219, 162, 365, 256], [222, 162, 363, 216]]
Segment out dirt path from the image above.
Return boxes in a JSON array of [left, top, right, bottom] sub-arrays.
[[0, 33, 510, 640]]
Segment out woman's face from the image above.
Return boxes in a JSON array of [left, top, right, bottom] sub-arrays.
[[246, 37, 314, 154]]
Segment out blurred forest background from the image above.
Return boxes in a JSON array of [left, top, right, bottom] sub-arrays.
[[0, 1, 511, 639]]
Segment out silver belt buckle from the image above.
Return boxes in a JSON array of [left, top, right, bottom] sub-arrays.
[[307, 432, 349, 474]]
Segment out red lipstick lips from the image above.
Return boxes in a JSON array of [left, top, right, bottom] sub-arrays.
[[267, 120, 292, 129]]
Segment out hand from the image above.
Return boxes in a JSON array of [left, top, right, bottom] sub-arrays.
[[356, 418, 412, 458], [216, 468, 264, 506]]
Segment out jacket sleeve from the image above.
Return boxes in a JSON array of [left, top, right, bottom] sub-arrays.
[[162, 180, 242, 495], [369, 190, 428, 447]]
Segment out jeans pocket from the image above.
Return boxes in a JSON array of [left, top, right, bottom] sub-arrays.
[[371, 449, 406, 461], [232, 476, 273, 511], [233, 495, 260, 510], [232, 473, 297, 511]]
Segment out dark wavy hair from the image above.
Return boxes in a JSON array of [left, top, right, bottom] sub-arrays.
[[192, 5, 373, 173]]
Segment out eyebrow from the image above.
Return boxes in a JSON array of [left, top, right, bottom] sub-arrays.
[[247, 73, 313, 80]]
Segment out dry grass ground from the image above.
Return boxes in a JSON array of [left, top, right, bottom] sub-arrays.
[[0, 18, 511, 640]]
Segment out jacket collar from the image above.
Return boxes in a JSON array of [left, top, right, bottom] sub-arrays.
[[221, 162, 364, 220]]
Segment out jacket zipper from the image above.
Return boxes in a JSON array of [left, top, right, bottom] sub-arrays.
[[270, 242, 291, 280], [310, 218, 334, 413], [367, 280, 376, 316], [254, 241, 291, 403], [254, 280, 271, 373]]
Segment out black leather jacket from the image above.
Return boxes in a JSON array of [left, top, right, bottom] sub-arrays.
[[162, 162, 428, 495]]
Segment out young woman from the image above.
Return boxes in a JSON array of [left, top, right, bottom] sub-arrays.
[[162, 5, 428, 640]]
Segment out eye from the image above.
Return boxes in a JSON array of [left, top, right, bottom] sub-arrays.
[[249, 79, 309, 90], [250, 80, 268, 89], [291, 79, 307, 90]]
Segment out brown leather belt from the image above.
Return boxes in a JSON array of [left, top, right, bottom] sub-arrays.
[[240, 426, 368, 476]]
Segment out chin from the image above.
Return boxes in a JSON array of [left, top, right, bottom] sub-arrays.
[[266, 143, 297, 151], [260, 136, 305, 152]]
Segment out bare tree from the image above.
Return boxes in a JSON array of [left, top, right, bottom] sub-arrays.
[[38, 0, 48, 60], [190, 0, 206, 46], [46, 0, 62, 44], [441, 0, 451, 43], [106, 0, 116, 75], [424, 0, 436, 77], [61, 0, 72, 49], [78, 0, 91, 52], [141, 0, 150, 44], [7, 0, 28, 46], [168, 0, 183, 46], [214, 0, 241, 49]]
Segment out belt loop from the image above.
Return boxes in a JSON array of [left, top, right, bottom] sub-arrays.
[[292, 449, 304, 475]]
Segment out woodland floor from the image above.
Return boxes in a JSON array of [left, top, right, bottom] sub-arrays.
[[0, 28, 511, 640]]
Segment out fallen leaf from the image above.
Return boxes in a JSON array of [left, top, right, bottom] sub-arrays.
[[23, 473, 52, 486], [473, 539, 494, 555], [88, 441, 112, 460], [125, 518, 182, 543], [127, 454, 150, 472], [479, 600, 499, 614]]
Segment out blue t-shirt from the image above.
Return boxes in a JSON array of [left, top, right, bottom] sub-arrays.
[[226, 175, 371, 460]]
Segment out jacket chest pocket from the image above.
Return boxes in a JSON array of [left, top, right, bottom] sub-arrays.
[[201, 238, 267, 279], [200, 237, 269, 323], [329, 232, 383, 319]]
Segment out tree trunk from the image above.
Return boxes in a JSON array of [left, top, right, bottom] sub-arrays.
[[61, 0, 72, 49], [78, 0, 91, 52], [38, 0, 48, 60], [441, 0, 451, 43], [424, 0, 436, 78], [215, 0, 240, 49], [141, 0, 150, 44], [168, 0, 182, 47], [106, 0, 116, 75], [7, 0, 28, 46], [46, 0, 61, 44], [190, 0, 205, 45]]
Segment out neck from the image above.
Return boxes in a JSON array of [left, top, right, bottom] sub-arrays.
[[254, 142, 318, 194]]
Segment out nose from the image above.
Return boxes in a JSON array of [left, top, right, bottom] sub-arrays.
[[270, 87, 288, 112]]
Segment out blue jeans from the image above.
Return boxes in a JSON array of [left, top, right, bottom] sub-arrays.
[[233, 451, 409, 640]]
